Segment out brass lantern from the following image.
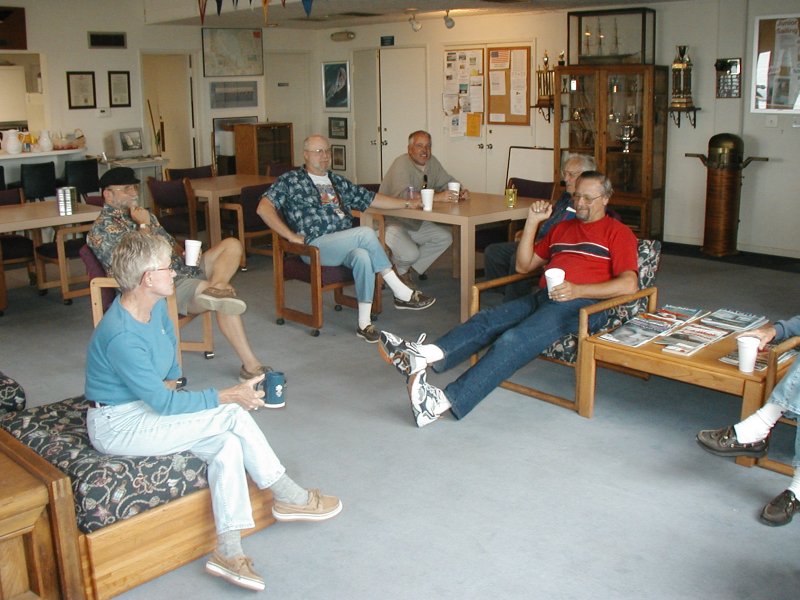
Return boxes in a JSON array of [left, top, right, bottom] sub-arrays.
[[670, 45, 694, 108]]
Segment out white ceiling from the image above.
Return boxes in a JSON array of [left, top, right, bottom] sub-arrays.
[[164, 0, 675, 30]]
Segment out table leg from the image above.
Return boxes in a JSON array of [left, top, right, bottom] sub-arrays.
[[207, 193, 222, 247], [458, 225, 475, 322]]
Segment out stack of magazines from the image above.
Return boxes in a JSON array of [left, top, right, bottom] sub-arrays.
[[719, 344, 799, 371], [656, 323, 729, 356], [700, 308, 768, 331], [599, 304, 705, 347]]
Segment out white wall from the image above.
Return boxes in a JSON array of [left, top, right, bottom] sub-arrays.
[[9, 0, 800, 257]]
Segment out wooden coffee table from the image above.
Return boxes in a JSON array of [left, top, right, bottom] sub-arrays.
[[577, 327, 796, 472]]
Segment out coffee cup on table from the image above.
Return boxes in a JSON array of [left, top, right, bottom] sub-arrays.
[[736, 336, 760, 373], [184, 239, 202, 267], [544, 268, 565, 293], [421, 189, 434, 212], [257, 371, 286, 408], [447, 181, 461, 201]]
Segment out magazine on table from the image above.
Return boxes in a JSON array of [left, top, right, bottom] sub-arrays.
[[719, 344, 799, 372], [657, 323, 730, 356], [700, 308, 768, 331], [599, 314, 675, 347], [652, 304, 708, 324]]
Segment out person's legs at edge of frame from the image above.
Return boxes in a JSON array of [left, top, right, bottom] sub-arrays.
[[697, 357, 800, 526]]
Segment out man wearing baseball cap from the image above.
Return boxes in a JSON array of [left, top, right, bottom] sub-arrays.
[[88, 167, 270, 382]]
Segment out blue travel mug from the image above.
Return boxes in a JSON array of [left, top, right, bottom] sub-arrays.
[[258, 371, 286, 408]]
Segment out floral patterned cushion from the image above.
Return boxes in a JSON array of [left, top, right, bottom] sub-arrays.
[[0, 396, 208, 534], [540, 239, 662, 363], [0, 371, 26, 414]]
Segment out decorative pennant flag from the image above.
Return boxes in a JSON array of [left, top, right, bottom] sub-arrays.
[[301, 0, 313, 17], [215, 0, 223, 16], [281, 0, 286, 7], [262, 0, 269, 25], [232, 0, 239, 8], [198, 0, 208, 24]]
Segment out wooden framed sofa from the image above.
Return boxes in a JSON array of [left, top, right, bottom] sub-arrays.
[[469, 239, 661, 418], [0, 385, 274, 599]]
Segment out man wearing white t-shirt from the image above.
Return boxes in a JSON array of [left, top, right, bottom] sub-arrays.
[[257, 135, 435, 343]]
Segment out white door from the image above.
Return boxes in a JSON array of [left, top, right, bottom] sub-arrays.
[[353, 49, 381, 184], [265, 52, 311, 167], [378, 47, 427, 177]]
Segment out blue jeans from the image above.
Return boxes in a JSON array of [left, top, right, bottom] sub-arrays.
[[87, 401, 286, 534], [432, 288, 606, 419], [308, 227, 392, 302], [766, 357, 800, 468]]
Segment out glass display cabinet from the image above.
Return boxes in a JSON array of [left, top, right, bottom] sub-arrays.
[[234, 122, 294, 176], [554, 64, 668, 239]]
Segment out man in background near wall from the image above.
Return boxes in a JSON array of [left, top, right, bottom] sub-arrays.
[[379, 130, 467, 289], [483, 153, 596, 301]]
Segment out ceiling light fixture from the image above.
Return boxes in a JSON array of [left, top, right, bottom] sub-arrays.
[[330, 30, 356, 42], [443, 10, 455, 29], [408, 10, 422, 32]]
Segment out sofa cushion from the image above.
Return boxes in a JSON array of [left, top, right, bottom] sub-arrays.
[[0, 370, 26, 414], [0, 396, 208, 534]]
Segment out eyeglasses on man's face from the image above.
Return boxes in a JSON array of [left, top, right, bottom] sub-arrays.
[[108, 184, 139, 194], [306, 148, 332, 156], [572, 193, 605, 204]]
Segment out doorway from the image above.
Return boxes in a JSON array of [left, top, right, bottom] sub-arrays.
[[141, 53, 194, 168], [264, 51, 311, 167]]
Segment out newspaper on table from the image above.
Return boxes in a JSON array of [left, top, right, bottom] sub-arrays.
[[719, 344, 799, 372], [700, 308, 768, 331], [657, 323, 730, 356], [599, 314, 675, 347]]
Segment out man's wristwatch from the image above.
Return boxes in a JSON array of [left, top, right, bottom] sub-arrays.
[[138, 222, 150, 230]]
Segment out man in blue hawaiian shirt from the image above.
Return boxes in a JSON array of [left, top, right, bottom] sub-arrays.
[[257, 135, 435, 343]]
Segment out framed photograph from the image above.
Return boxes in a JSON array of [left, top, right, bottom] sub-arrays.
[[202, 28, 264, 77], [751, 14, 800, 113], [328, 117, 348, 139], [331, 145, 346, 170], [108, 71, 131, 107], [66, 71, 96, 109], [322, 61, 350, 111], [210, 81, 258, 109]]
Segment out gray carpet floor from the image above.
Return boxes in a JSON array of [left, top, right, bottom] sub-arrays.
[[1, 250, 798, 599]]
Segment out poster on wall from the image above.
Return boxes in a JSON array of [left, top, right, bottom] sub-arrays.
[[322, 61, 350, 111], [443, 49, 484, 137], [751, 14, 800, 113]]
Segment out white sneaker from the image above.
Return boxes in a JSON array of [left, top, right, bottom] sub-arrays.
[[408, 370, 451, 428], [379, 331, 429, 377]]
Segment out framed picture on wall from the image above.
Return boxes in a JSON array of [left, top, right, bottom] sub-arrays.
[[328, 117, 348, 139], [67, 71, 96, 109], [202, 28, 264, 77], [108, 71, 131, 107], [322, 61, 350, 111], [751, 14, 800, 113], [331, 144, 346, 170]]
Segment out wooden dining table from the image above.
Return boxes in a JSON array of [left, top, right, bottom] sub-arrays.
[[188, 174, 275, 246], [362, 192, 543, 322], [0, 200, 100, 313]]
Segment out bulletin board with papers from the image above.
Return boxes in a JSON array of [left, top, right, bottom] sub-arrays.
[[443, 48, 485, 137], [486, 46, 531, 126]]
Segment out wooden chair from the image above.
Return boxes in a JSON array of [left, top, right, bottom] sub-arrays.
[[272, 213, 385, 337], [81, 245, 215, 361], [221, 182, 273, 271], [0, 188, 36, 307], [469, 238, 662, 418], [33, 221, 91, 304], [146, 176, 208, 243]]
